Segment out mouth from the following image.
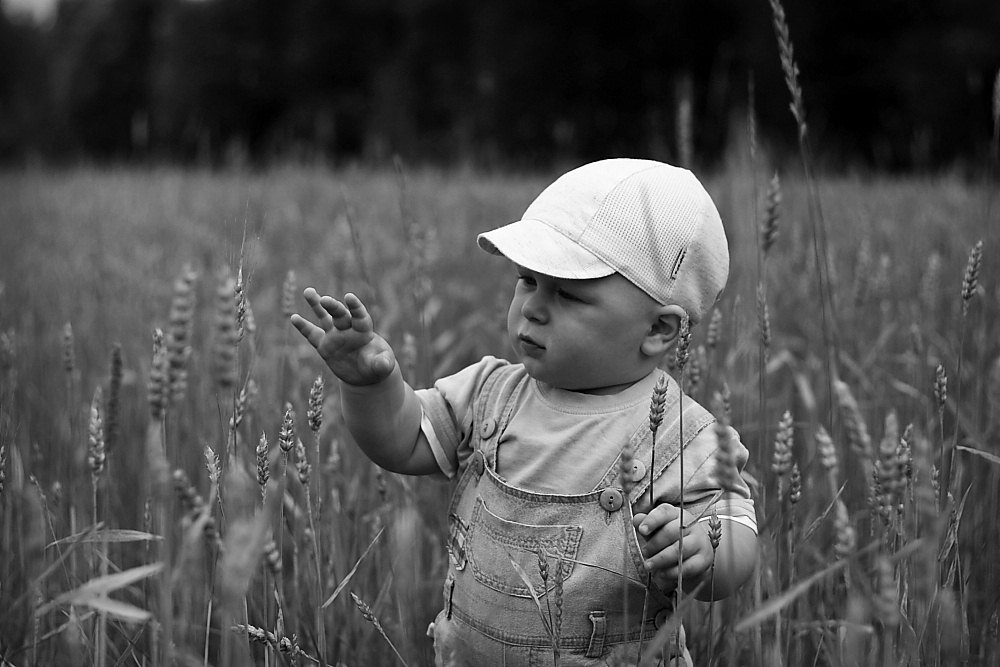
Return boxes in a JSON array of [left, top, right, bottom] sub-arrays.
[[517, 333, 545, 352]]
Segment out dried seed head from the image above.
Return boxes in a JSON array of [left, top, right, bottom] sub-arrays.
[[920, 252, 942, 311], [537, 550, 549, 585], [898, 423, 914, 483], [264, 539, 282, 575], [931, 464, 941, 505], [277, 635, 298, 656], [399, 332, 418, 382], [242, 300, 256, 338], [104, 343, 123, 452], [278, 404, 296, 453], [256, 432, 270, 490], [281, 270, 297, 319], [375, 466, 387, 501], [851, 238, 873, 307], [235, 266, 248, 341], [875, 411, 904, 519], [713, 414, 740, 491], [816, 425, 838, 476], [960, 240, 983, 316], [326, 436, 342, 475], [308, 376, 324, 434], [166, 264, 197, 403], [62, 322, 75, 376], [674, 315, 691, 371], [872, 253, 892, 305], [234, 623, 274, 646], [718, 382, 732, 424], [768, 0, 807, 138], [87, 387, 106, 479], [648, 375, 668, 433], [835, 380, 873, 460], [553, 555, 564, 637], [230, 379, 258, 430], [211, 269, 239, 392], [756, 285, 771, 361], [676, 76, 693, 168], [705, 308, 723, 350], [788, 462, 801, 506], [294, 438, 311, 486], [760, 172, 782, 256], [933, 365, 948, 412], [172, 469, 201, 510], [0, 445, 6, 497], [619, 440, 636, 497], [148, 328, 169, 421], [708, 510, 723, 551], [833, 499, 856, 560], [351, 592, 384, 632], [686, 345, 704, 396], [205, 445, 221, 487], [772, 410, 794, 494], [874, 555, 900, 628]]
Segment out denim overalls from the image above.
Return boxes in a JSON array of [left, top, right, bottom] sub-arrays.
[[430, 366, 714, 666]]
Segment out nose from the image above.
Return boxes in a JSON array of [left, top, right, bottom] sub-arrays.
[[520, 290, 548, 323]]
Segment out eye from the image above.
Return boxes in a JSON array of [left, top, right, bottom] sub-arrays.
[[517, 274, 536, 287], [557, 288, 581, 302]]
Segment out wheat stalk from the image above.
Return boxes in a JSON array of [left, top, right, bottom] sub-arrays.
[[351, 591, 409, 666]]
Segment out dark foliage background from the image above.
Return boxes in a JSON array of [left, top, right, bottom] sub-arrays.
[[1, 0, 998, 171]]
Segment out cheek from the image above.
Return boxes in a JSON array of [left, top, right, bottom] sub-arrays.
[[506, 298, 521, 331]]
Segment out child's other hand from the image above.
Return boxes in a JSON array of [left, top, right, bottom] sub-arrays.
[[632, 505, 714, 591], [290, 288, 396, 386]]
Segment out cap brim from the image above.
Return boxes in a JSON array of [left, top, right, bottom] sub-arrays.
[[477, 219, 615, 280]]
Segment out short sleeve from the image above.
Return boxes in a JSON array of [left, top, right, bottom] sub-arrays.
[[415, 356, 511, 478], [641, 423, 757, 532]]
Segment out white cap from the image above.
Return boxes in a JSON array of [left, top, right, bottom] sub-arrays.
[[478, 158, 729, 323]]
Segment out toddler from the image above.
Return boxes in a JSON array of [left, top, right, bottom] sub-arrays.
[[291, 158, 758, 666]]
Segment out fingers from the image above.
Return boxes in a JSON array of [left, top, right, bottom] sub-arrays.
[[634, 503, 681, 539], [342, 293, 375, 333], [651, 549, 714, 584], [302, 287, 334, 327], [642, 529, 706, 569], [290, 313, 326, 348], [293, 288, 375, 335]]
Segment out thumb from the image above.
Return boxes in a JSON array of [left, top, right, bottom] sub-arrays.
[[370, 350, 397, 379]]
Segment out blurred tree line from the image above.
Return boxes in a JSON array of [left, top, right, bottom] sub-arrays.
[[1, 0, 998, 171]]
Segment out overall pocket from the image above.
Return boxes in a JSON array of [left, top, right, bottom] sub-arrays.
[[467, 497, 584, 598]]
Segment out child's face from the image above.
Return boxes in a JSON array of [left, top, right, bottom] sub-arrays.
[[507, 266, 664, 394]]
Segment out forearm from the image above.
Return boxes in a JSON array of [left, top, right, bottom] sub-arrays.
[[339, 362, 431, 475], [687, 521, 758, 601]]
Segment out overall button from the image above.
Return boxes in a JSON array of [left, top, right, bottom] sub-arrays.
[[479, 417, 498, 439], [627, 460, 647, 482], [598, 488, 624, 512], [471, 451, 486, 477], [655, 609, 670, 628]]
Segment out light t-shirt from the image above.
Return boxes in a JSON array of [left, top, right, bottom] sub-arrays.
[[416, 356, 757, 532]]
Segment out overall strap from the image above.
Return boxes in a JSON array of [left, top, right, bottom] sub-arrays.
[[596, 371, 718, 505], [472, 362, 530, 467]]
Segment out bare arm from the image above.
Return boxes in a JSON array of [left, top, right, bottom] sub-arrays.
[[290, 288, 439, 475]]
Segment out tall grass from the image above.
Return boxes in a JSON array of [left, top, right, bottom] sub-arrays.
[[0, 147, 996, 666]]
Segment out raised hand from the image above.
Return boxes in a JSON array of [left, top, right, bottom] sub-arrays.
[[290, 288, 397, 386]]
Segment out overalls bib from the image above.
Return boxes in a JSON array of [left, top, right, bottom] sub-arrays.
[[430, 366, 714, 666]]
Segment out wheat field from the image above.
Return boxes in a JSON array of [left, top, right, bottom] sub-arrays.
[[0, 154, 997, 666]]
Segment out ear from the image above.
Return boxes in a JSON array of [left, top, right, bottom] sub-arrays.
[[640, 305, 687, 357]]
